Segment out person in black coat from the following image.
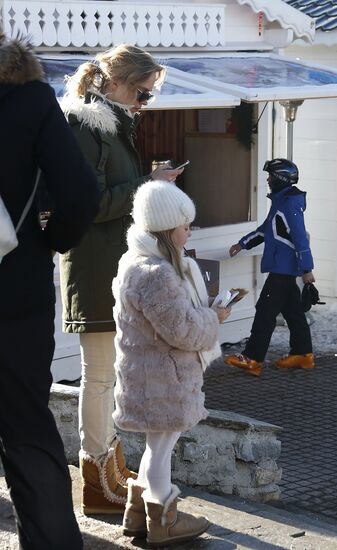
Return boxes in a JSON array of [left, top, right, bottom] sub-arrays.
[[0, 34, 99, 549]]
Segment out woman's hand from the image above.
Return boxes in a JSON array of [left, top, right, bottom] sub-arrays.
[[229, 243, 242, 257], [214, 306, 231, 324], [151, 167, 184, 182]]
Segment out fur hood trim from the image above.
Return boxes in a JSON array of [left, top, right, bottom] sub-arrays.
[[0, 34, 44, 84], [61, 94, 120, 135]]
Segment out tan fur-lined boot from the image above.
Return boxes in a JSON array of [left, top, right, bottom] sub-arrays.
[[123, 479, 147, 538], [110, 436, 137, 484], [80, 449, 127, 515], [143, 485, 209, 547]]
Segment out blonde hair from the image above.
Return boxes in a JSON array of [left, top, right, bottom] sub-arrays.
[[65, 43, 165, 98], [152, 230, 185, 280]]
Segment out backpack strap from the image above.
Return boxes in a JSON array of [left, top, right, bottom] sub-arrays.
[[16, 168, 41, 233]]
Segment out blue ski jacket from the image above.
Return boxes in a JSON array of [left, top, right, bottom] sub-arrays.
[[239, 186, 314, 276]]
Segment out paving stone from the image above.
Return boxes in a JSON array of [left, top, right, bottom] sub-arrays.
[[204, 351, 337, 521]]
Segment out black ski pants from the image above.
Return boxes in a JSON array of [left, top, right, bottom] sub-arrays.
[[244, 273, 312, 362], [0, 310, 83, 550]]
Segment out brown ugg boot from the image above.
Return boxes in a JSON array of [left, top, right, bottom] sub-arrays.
[[80, 450, 127, 515], [143, 485, 209, 547], [110, 436, 137, 484], [123, 479, 147, 538]]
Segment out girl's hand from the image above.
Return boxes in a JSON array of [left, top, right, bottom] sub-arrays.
[[151, 167, 184, 182], [214, 306, 231, 324]]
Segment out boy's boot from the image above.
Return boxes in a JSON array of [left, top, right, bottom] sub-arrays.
[[276, 353, 315, 369], [123, 479, 147, 538], [80, 449, 127, 515], [143, 485, 209, 547], [110, 435, 137, 484], [225, 354, 262, 376]]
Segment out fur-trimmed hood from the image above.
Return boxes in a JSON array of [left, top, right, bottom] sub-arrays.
[[0, 34, 44, 85], [61, 93, 120, 136]]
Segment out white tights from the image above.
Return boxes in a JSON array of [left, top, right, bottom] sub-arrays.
[[137, 431, 181, 504]]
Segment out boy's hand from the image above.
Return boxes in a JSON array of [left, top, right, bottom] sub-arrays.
[[229, 243, 242, 257], [302, 272, 315, 284]]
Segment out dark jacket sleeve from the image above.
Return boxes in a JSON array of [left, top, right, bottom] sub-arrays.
[[36, 86, 100, 253], [239, 220, 266, 250]]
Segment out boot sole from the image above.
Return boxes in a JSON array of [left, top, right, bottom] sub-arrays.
[[146, 520, 210, 547], [276, 364, 315, 369], [228, 363, 262, 376], [82, 506, 125, 515], [123, 528, 147, 538]]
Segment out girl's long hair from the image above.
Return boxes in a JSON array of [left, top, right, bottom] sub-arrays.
[[151, 230, 185, 280], [65, 43, 165, 98]]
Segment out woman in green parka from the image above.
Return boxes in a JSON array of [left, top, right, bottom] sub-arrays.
[[60, 44, 184, 515]]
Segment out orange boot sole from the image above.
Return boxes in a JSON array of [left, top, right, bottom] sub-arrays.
[[225, 355, 262, 376], [276, 353, 315, 369]]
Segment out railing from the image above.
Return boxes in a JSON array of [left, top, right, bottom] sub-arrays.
[[0, 1, 226, 50]]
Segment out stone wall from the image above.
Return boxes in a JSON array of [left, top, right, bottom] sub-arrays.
[[50, 383, 282, 503]]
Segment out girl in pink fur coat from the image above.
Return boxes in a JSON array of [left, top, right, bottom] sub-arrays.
[[112, 180, 230, 547]]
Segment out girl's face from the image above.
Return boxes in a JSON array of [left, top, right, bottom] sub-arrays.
[[171, 224, 192, 251], [104, 72, 158, 113]]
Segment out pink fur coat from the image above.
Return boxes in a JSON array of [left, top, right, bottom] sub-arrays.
[[112, 226, 219, 433]]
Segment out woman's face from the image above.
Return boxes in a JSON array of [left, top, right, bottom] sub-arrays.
[[105, 72, 158, 113], [171, 224, 192, 251]]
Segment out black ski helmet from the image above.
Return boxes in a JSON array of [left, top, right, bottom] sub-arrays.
[[263, 158, 299, 191]]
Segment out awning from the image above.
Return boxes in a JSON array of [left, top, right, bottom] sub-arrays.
[[161, 53, 337, 102], [40, 55, 240, 109], [41, 52, 337, 109]]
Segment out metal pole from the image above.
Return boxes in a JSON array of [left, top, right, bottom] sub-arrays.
[[279, 100, 303, 161], [285, 120, 293, 161]]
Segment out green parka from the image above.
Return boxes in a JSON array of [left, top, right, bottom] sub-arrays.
[[60, 92, 149, 332]]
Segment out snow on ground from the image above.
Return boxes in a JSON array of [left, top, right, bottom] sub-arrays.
[[223, 297, 337, 360], [271, 297, 337, 357]]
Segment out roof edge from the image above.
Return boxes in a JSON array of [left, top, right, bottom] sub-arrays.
[[237, 0, 315, 43]]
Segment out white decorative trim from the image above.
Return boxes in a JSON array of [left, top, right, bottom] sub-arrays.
[[99, 448, 127, 505], [237, 0, 315, 43], [109, 435, 129, 485], [79, 447, 127, 505], [242, 231, 264, 247], [2, 1, 226, 50], [272, 210, 295, 249]]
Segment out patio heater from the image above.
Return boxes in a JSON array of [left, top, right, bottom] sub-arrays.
[[279, 100, 303, 161]]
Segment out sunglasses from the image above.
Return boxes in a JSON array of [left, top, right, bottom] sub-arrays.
[[136, 88, 154, 102]]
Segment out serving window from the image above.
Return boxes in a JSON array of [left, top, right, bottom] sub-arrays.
[[137, 105, 254, 228]]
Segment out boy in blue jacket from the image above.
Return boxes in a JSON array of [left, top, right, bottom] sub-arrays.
[[225, 158, 315, 376]]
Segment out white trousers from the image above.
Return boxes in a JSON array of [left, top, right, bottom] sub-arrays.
[[137, 431, 181, 504], [79, 332, 116, 458]]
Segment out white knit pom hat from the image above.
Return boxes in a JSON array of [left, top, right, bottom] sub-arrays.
[[132, 180, 196, 232]]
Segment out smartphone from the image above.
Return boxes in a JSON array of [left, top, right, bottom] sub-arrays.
[[175, 160, 190, 170]]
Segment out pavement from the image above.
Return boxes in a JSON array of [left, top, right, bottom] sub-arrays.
[[1, 300, 337, 548], [1, 466, 337, 549]]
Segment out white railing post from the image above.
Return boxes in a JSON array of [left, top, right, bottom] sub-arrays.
[[1, 1, 226, 50]]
